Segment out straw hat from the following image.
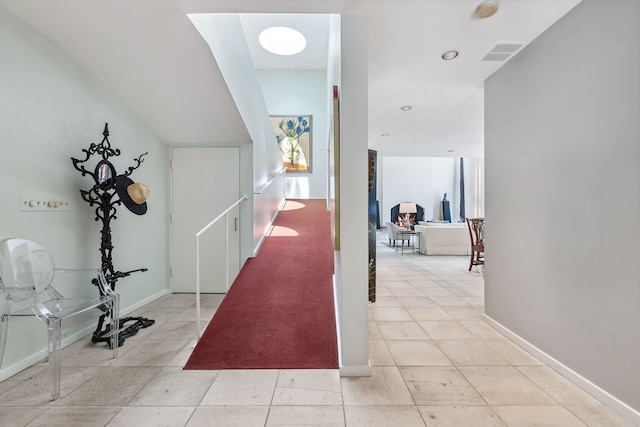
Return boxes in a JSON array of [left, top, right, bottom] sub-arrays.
[[115, 175, 149, 215]]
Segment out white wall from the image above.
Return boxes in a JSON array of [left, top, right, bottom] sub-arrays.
[[0, 8, 169, 378], [485, 0, 640, 420], [334, 13, 370, 375], [258, 69, 329, 200], [188, 13, 285, 258], [379, 157, 483, 224]]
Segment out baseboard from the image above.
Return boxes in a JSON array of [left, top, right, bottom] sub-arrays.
[[252, 203, 283, 257], [340, 363, 372, 377], [0, 290, 171, 383], [121, 289, 171, 316], [483, 314, 640, 425], [332, 272, 346, 376]]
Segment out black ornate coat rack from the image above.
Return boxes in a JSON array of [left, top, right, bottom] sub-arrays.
[[71, 123, 154, 347]]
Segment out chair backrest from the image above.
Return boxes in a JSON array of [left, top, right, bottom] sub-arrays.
[[0, 238, 56, 294], [466, 218, 485, 248]]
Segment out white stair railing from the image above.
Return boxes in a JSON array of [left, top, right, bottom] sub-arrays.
[[194, 195, 248, 342]]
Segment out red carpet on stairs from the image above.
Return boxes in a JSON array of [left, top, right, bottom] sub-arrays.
[[183, 199, 339, 370]]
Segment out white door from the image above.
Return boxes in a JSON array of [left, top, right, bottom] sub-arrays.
[[171, 147, 240, 293]]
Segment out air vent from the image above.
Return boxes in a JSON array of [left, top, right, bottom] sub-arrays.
[[482, 42, 526, 62]]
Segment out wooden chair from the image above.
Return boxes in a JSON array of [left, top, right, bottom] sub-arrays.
[[466, 218, 485, 271]]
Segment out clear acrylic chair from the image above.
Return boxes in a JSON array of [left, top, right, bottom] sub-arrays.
[[0, 238, 119, 400]]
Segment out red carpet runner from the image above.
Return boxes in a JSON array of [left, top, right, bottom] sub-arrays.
[[184, 199, 338, 369]]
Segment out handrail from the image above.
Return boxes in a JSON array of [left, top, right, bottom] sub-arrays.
[[196, 195, 248, 238], [195, 194, 248, 342], [254, 168, 286, 195]]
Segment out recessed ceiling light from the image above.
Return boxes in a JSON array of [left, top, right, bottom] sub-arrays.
[[400, 106, 412, 111], [381, 133, 390, 137], [259, 26, 306, 56], [475, 1, 499, 19], [448, 149, 456, 153], [442, 50, 459, 60]]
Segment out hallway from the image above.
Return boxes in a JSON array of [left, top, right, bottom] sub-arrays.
[[0, 232, 633, 426]]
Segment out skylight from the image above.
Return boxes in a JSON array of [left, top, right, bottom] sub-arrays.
[[258, 26, 306, 56]]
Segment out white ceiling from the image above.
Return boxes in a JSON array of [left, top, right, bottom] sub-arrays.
[[0, 0, 581, 158]]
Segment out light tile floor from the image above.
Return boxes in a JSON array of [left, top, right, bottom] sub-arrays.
[[0, 232, 635, 426]]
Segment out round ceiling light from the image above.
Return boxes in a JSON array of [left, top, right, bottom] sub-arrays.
[[259, 26, 306, 56], [442, 50, 459, 60], [475, 1, 499, 19], [400, 106, 412, 111]]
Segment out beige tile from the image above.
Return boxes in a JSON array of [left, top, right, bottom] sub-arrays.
[[386, 340, 451, 366], [406, 307, 452, 321], [368, 321, 383, 340], [0, 406, 47, 426], [417, 287, 455, 297], [381, 280, 413, 289], [407, 278, 442, 288], [566, 403, 637, 427], [436, 280, 468, 289], [400, 366, 485, 405], [187, 406, 269, 427], [443, 307, 484, 320], [0, 366, 100, 406], [462, 296, 483, 307], [128, 367, 219, 406], [369, 307, 414, 322], [110, 339, 192, 367], [27, 406, 121, 427], [199, 294, 225, 308], [516, 365, 602, 405], [0, 366, 47, 395], [173, 306, 217, 321], [272, 370, 342, 406], [369, 296, 402, 307], [377, 322, 430, 340], [395, 296, 435, 308], [165, 338, 199, 367], [388, 287, 425, 297], [483, 339, 543, 366], [152, 295, 196, 308], [418, 320, 476, 340], [106, 406, 195, 427], [60, 340, 124, 367], [267, 405, 345, 426], [341, 367, 413, 405], [144, 321, 198, 341], [418, 405, 506, 426], [493, 405, 587, 426], [429, 296, 472, 307], [369, 340, 396, 366], [57, 366, 161, 406], [343, 405, 425, 427], [459, 366, 556, 405], [436, 340, 509, 366], [200, 369, 278, 406], [375, 287, 393, 297], [132, 306, 189, 322], [459, 320, 505, 340]]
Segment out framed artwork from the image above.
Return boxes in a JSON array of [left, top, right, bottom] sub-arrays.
[[271, 115, 312, 173]]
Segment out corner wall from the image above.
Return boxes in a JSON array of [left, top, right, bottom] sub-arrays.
[[485, 0, 640, 419], [0, 8, 169, 378]]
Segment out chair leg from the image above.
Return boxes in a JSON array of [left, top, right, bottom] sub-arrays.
[[468, 252, 474, 271], [0, 312, 9, 369], [110, 293, 120, 358], [47, 317, 62, 400]]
